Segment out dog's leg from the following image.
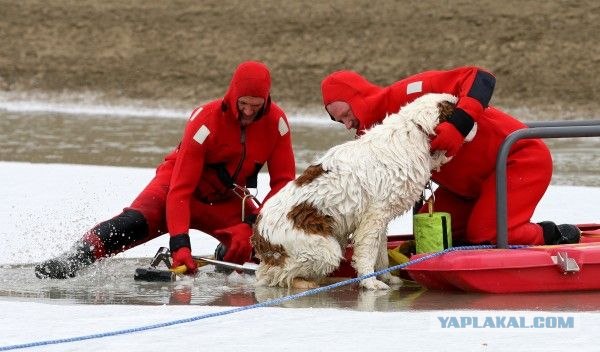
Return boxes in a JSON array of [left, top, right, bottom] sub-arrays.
[[351, 215, 390, 290], [375, 233, 403, 286]]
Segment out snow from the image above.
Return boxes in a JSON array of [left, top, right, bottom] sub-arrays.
[[0, 95, 330, 125], [1, 161, 599, 351], [2, 302, 598, 352]]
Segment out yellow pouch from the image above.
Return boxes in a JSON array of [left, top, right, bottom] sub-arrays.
[[413, 212, 452, 253], [413, 191, 452, 253]]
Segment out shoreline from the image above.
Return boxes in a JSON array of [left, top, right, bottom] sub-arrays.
[[1, 89, 599, 123]]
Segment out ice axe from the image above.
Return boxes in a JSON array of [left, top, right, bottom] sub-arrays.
[[134, 247, 257, 282]]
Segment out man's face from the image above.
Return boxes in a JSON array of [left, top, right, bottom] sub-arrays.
[[237, 96, 265, 127], [326, 101, 359, 130]]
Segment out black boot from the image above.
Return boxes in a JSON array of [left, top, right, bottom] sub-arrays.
[[35, 209, 149, 279], [214, 243, 228, 261], [34, 241, 95, 279], [213, 243, 233, 273], [539, 221, 581, 245]]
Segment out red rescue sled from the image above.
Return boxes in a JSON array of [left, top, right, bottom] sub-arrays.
[[333, 224, 600, 294], [406, 224, 600, 293]]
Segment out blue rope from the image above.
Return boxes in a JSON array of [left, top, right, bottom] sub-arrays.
[[0, 244, 525, 351]]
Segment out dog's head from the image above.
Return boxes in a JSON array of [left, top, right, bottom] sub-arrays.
[[397, 93, 459, 135]]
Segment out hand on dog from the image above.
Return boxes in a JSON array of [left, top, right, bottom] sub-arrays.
[[430, 121, 464, 157], [212, 223, 253, 264]]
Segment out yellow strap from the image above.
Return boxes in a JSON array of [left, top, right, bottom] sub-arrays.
[[388, 247, 410, 265], [427, 198, 434, 216], [170, 265, 188, 274], [423, 180, 435, 217], [170, 259, 211, 274]]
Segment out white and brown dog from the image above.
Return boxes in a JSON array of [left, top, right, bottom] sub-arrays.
[[252, 93, 460, 290]]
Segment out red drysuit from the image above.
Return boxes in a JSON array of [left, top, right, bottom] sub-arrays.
[[321, 67, 552, 245], [35, 62, 295, 280], [91, 61, 296, 264]]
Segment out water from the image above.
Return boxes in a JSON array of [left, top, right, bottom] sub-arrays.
[[3, 259, 600, 311], [1, 104, 599, 310], [1, 110, 599, 186]]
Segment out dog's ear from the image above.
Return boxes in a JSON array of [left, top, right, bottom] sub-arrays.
[[437, 100, 455, 122]]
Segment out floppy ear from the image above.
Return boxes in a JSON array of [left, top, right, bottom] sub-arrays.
[[437, 100, 455, 123]]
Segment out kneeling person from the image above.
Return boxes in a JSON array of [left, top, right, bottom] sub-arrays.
[[35, 61, 296, 279]]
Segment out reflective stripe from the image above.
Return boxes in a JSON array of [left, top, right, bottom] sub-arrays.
[[407, 81, 423, 95], [193, 125, 210, 144], [190, 107, 203, 121], [465, 122, 477, 142], [278, 116, 289, 136]]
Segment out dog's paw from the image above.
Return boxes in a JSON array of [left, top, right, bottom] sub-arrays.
[[359, 277, 390, 290], [381, 274, 403, 286], [292, 278, 319, 289]]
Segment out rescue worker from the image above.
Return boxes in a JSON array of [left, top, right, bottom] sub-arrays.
[[35, 61, 295, 279], [321, 66, 580, 246]]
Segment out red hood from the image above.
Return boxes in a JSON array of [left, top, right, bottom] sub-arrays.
[[321, 70, 390, 133], [222, 61, 272, 120]]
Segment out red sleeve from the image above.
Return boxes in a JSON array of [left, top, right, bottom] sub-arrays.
[[391, 66, 496, 122], [263, 114, 295, 203], [166, 107, 212, 236]]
